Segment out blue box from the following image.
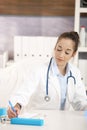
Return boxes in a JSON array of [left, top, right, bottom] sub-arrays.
[[11, 117, 44, 126]]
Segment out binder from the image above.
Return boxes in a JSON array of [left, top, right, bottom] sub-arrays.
[[14, 36, 22, 62]]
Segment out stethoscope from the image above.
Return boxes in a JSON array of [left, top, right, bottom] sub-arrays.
[[44, 57, 76, 102]]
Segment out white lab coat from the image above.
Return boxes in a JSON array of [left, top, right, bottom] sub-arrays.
[[11, 61, 87, 111]]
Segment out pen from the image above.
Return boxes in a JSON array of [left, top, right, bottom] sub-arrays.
[[8, 100, 17, 114]]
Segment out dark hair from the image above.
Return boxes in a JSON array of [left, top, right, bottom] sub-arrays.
[[56, 31, 80, 52]]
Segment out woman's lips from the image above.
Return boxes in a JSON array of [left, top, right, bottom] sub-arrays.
[[56, 58, 64, 62]]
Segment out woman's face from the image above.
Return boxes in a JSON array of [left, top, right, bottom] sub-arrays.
[[54, 38, 76, 67]]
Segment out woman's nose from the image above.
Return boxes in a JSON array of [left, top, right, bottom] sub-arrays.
[[59, 51, 65, 57]]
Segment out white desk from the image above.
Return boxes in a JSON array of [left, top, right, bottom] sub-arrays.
[[0, 110, 87, 130]]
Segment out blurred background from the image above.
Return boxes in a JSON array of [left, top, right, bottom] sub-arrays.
[[0, 0, 87, 59]]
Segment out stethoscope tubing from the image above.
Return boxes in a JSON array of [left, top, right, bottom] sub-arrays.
[[45, 57, 76, 102], [67, 70, 76, 85], [46, 57, 53, 95]]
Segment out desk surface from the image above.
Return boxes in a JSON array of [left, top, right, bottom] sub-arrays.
[[1, 110, 87, 130]]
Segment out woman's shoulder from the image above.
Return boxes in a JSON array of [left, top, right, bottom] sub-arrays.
[[30, 60, 49, 73]]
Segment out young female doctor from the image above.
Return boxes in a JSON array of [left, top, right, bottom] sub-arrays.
[[7, 31, 87, 118]]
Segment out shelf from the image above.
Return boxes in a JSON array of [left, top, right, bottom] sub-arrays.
[[80, 8, 87, 13], [78, 47, 87, 52], [74, 0, 87, 90]]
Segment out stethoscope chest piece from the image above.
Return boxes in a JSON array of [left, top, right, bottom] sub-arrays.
[[44, 95, 50, 102]]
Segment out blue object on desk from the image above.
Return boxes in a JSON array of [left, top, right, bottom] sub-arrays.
[[11, 117, 44, 126], [0, 108, 7, 116]]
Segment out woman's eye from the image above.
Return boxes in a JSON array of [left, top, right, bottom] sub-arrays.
[[57, 49, 62, 51], [65, 52, 70, 55]]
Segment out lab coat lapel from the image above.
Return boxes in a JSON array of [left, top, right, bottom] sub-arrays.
[[67, 77, 75, 103], [49, 74, 61, 106]]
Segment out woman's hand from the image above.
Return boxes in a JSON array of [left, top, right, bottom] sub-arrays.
[[7, 103, 21, 118]]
